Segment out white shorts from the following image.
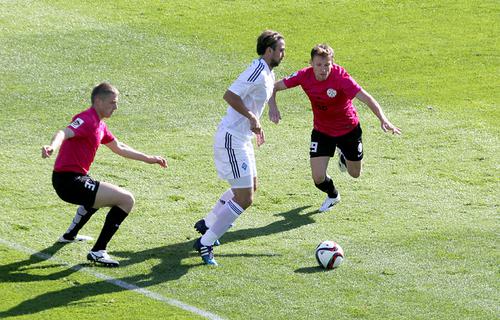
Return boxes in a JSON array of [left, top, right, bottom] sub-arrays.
[[213, 130, 257, 186]]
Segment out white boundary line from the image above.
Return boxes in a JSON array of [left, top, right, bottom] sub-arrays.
[[0, 237, 224, 320]]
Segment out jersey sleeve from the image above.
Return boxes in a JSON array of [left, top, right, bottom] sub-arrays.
[[228, 61, 264, 98], [67, 115, 90, 138], [101, 124, 115, 144], [228, 73, 253, 99], [282, 68, 307, 88], [338, 67, 361, 100]]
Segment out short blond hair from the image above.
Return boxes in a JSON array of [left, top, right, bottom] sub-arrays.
[[310, 44, 334, 60]]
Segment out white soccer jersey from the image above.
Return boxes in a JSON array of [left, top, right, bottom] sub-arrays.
[[217, 58, 275, 141]]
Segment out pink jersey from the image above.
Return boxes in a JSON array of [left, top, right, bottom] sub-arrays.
[[54, 107, 115, 175], [283, 64, 361, 137]]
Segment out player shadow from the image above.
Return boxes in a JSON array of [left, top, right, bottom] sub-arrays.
[[0, 205, 318, 318], [0, 242, 79, 284], [221, 205, 316, 244]]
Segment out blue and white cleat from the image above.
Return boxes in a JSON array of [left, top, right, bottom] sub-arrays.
[[194, 219, 220, 246], [193, 238, 218, 266]]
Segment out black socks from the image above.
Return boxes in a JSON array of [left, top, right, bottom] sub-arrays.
[[315, 177, 338, 198], [91, 206, 128, 252]]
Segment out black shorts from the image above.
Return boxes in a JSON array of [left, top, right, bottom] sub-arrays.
[[52, 171, 100, 208], [309, 124, 363, 161]]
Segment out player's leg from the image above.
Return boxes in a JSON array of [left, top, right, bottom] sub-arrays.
[[195, 188, 234, 233], [345, 160, 362, 178], [194, 134, 254, 265], [52, 172, 99, 243], [59, 205, 98, 243], [196, 177, 252, 265], [92, 181, 135, 212], [205, 144, 256, 241], [311, 157, 340, 212], [88, 181, 134, 267], [337, 124, 363, 178], [310, 156, 330, 185], [310, 130, 339, 211]]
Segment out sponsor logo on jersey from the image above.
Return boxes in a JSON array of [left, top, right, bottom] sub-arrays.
[[70, 118, 84, 129], [327, 88, 337, 98]]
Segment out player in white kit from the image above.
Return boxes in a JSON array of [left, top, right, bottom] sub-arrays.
[[193, 30, 286, 265]]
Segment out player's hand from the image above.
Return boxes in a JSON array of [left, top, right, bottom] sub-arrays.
[[256, 130, 265, 147], [381, 121, 401, 135], [41, 145, 54, 158], [249, 116, 262, 135], [268, 107, 281, 124], [148, 156, 168, 168]]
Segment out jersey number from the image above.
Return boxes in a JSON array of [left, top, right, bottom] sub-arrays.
[[310, 142, 318, 153]]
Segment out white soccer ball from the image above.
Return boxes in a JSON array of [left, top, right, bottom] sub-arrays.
[[315, 240, 344, 269]]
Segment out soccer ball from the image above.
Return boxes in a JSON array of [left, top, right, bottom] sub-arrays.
[[315, 240, 344, 269]]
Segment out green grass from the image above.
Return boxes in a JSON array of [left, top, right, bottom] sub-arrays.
[[0, 0, 498, 319]]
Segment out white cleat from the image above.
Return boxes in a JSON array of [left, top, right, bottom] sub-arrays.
[[58, 234, 94, 243], [87, 250, 119, 267], [319, 193, 341, 212]]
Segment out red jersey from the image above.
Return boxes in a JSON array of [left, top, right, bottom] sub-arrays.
[[54, 107, 115, 175], [283, 64, 361, 137]]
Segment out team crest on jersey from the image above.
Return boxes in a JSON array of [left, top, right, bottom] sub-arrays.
[[285, 72, 298, 80], [70, 118, 84, 129], [241, 162, 248, 171], [327, 88, 337, 98]]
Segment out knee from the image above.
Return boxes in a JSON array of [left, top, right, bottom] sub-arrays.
[[239, 195, 253, 209], [348, 166, 362, 178], [233, 193, 253, 210], [312, 174, 326, 185], [245, 195, 254, 208], [121, 191, 135, 213], [349, 170, 361, 178]]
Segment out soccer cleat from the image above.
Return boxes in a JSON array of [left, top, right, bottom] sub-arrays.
[[194, 219, 220, 246], [194, 219, 209, 234], [319, 193, 341, 212], [58, 234, 94, 243], [193, 238, 218, 266], [87, 250, 119, 267], [337, 149, 347, 173]]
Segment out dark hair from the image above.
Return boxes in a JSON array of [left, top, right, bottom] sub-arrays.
[[310, 44, 334, 61], [256, 30, 284, 55], [91, 82, 118, 104]]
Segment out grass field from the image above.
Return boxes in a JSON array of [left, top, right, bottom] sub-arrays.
[[0, 0, 498, 319]]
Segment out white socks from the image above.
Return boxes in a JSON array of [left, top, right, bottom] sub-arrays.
[[201, 199, 243, 246], [204, 189, 234, 228], [65, 205, 88, 234]]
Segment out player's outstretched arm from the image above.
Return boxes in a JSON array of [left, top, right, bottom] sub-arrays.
[[105, 139, 168, 168], [355, 89, 401, 135], [41, 128, 75, 158], [268, 80, 288, 124]]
